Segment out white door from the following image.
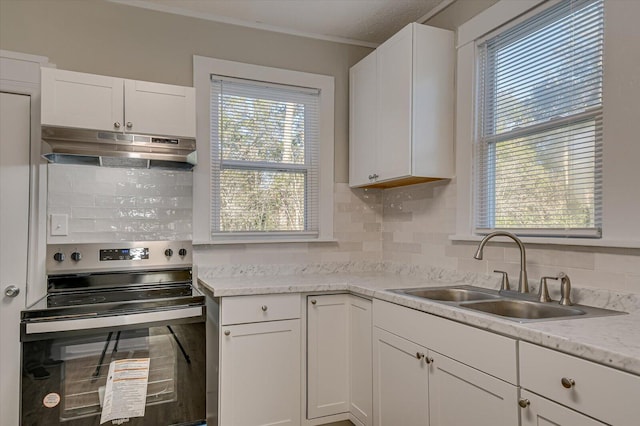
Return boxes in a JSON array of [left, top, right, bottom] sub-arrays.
[[349, 51, 378, 187], [307, 294, 350, 419], [124, 79, 196, 137], [349, 296, 372, 426], [429, 352, 519, 426], [0, 92, 31, 426], [220, 319, 301, 426], [520, 390, 606, 426], [373, 327, 429, 426], [376, 24, 413, 183], [40, 67, 124, 131]]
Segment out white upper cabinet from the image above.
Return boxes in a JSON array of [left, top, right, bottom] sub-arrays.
[[349, 51, 378, 187], [349, 23, 454, 188], [41, 68, 195, 138], [123, 79, 195, 137], [41, 68, 123, 132]]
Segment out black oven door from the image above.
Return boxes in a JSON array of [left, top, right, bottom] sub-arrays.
[[20, 308, 205, 426]]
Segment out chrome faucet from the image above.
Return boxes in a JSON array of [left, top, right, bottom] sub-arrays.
[[473, 231, 529, 293]]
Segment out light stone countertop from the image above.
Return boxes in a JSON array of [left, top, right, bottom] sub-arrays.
[[197, 262, 640, 376]]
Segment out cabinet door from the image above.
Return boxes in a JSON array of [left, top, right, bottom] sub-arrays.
[[429, 352, 519, 426], [376, 24, 413, 182], [520, 390, 605, 426], [41, 67, 123, 131], [373, 327, 429, 426], [349, 296, 372, 426], [307, 294, 350, 419], [124, 79, 196, 137], [220, 319, 301, 426], [349, 51, 378, 187]]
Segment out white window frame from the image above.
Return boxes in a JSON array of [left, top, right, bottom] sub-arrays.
[[193, 56, 334, 244], [452, 0, 640, 248]]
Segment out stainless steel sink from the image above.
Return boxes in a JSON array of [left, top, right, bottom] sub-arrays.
[[389, 285, 626, 323], [399, 287, 501, 302], [460, 299, 585, 320]]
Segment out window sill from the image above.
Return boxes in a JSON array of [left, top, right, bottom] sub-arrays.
[[449, 234, 640, 249], [193, 238, 338, 246]]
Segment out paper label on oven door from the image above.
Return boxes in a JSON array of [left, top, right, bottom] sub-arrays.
[[100, 358, 150, 425]]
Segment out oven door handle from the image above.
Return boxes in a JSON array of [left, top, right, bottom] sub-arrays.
[[24, 306, 203, 335]]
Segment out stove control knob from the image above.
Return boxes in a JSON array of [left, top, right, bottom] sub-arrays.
[[53, 252, 65, 262], [71, 252, 82, 262], [178, 248, 187, 257], [165, 249, 174, 257]]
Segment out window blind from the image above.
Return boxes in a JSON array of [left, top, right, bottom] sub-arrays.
[[475, 0, 604, 237], [210, 76, 320, 236]]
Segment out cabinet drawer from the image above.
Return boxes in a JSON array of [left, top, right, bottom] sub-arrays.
[[520, 342, 640, 426], [221, 294, 300, 325], [373, 299, 517, 384]]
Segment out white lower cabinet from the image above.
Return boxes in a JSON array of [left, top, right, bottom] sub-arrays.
[[373, 299, 519, 426], [306, 294, 373, 425], [429, 352, 518, 426], [519, 390, 605, 426], [307, 294, 350, 419], [373, 328, 429, 425], [349, 296, 373, 426], [519, 341, 640, 426], [372, 327, 519, 426], [219, 295, 301, 426]]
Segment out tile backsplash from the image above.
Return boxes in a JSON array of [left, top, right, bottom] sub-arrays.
[[47, 164, 192, 243], [193, 183, 383, 266], [196, 179, 640, 294], [49, 162, 638, 294]]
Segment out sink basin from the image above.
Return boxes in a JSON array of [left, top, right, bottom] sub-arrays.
[[461, 299, 586, 320], [388, 285, 626, 322], [400, 287, 501, 302]]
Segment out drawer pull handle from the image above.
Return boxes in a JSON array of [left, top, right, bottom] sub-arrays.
[[518, 398, 530, 408], [261, 305, 268, 312], [425, 356, 434, 364], [561, 377, 575, 389], [416, 352, 425, 360], [224, 330, 230, 336], [311, 299, 317, 305]]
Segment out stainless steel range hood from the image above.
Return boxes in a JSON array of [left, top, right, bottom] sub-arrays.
[[41, 126, 197, 170]]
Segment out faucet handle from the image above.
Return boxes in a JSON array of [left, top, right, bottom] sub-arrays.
[[558, 272, 573, 306], [493, 270, 510, 291], [538, 276, 558, 303]]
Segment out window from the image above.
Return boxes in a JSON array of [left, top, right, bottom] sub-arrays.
[[193, 57, 334, 243], [210, 77, 319, 235], [474, 0, 604, 237]]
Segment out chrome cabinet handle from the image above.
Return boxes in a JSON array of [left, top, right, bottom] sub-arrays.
[[261, 305, 268, 312], [561, 377, 575, 388], [4, 285, 20, 298], [518, 398, 530, 408], [416, 352, 424, 360], [114, 121, 121, 129], [224, 330, 230, 336], [310, 299, 317, 305], [126, 121, 133, 129]]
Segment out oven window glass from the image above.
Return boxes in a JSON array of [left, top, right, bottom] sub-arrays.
[[21, 323, 205, 426]]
